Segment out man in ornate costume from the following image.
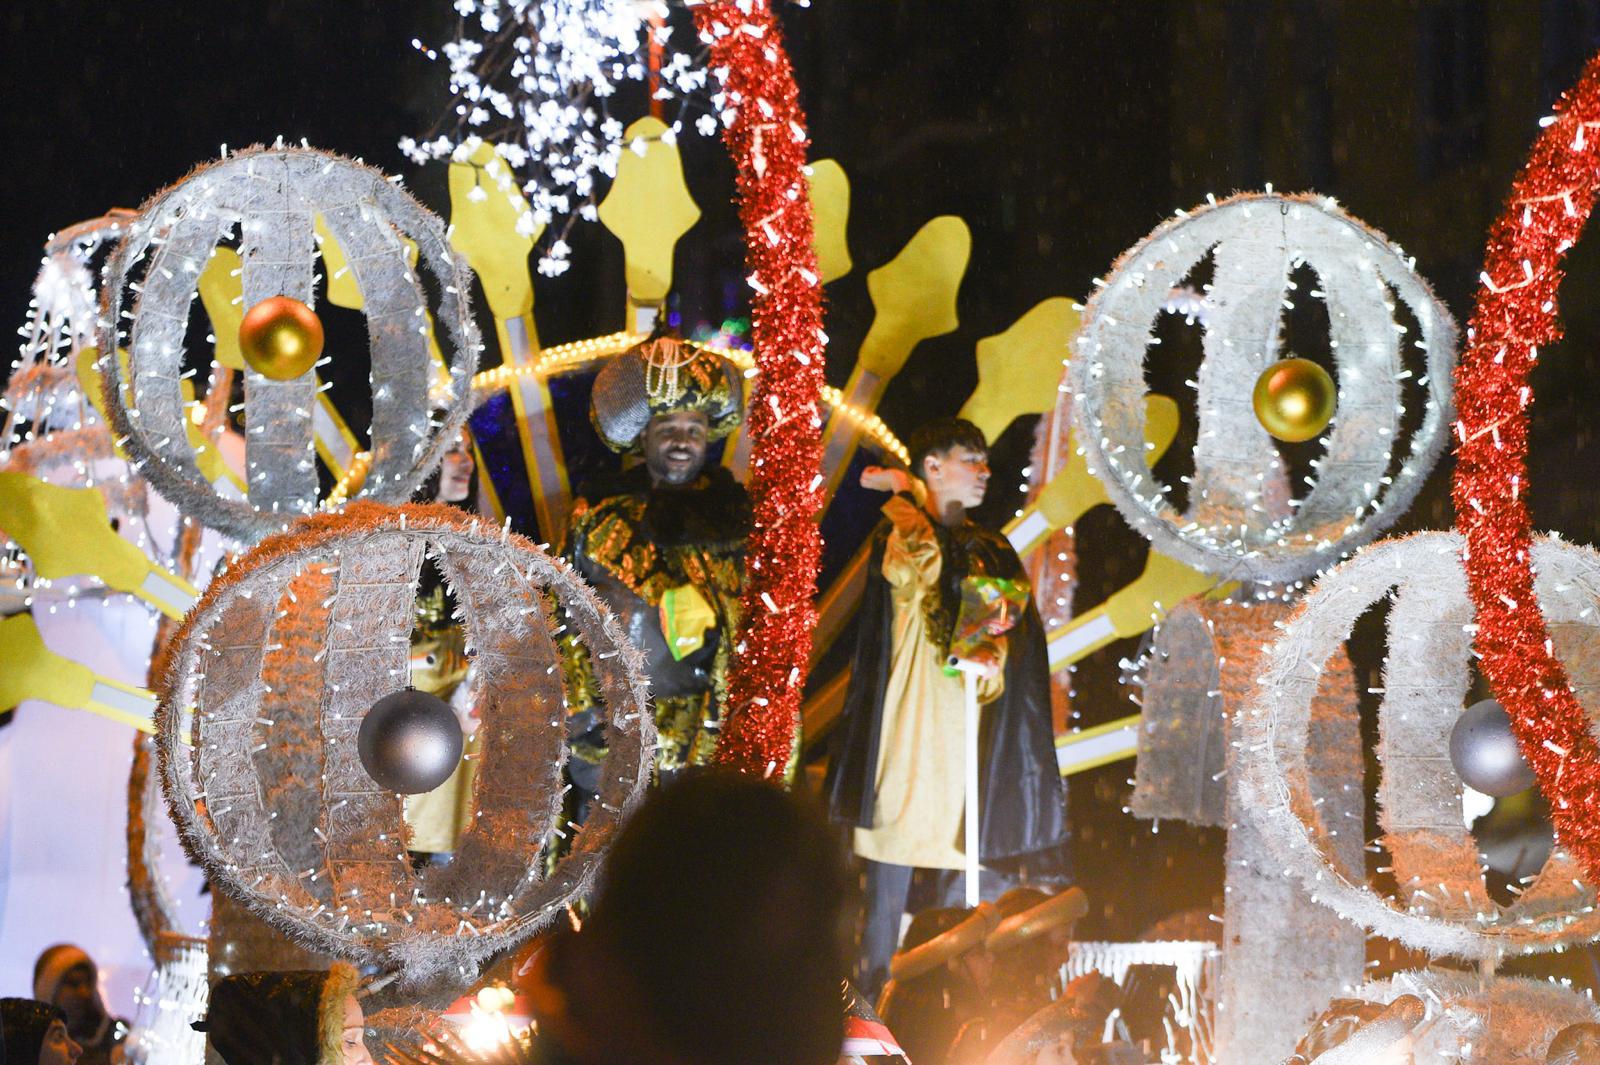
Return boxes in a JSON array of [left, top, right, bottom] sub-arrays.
[[825, 418, 1067, 1000], [562, 331, 748, 800]]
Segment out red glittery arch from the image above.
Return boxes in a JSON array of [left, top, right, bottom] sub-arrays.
[[1454, 51, 1600, 881], [693, 2, 827, 775]]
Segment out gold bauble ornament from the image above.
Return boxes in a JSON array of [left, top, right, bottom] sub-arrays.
[[238, 296, 324, 380], [1252, 357, 1336, 442]]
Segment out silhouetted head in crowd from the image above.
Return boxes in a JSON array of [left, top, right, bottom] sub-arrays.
[[876, 906, 993, 1065], [534, 769, 850, 1065], [193, 963, 370, 1065], [1, 998, 81, 1065]]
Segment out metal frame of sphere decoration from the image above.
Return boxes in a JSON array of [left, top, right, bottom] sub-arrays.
[[156, 501, 652, 996], [1068, 192, 1457, 585], [3, 211, 143, 526], [1238, 531, 1600, 959], [100, 146, 481, 544]]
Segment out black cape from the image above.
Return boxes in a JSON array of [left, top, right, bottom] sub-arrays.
[[824, 514, 1068, 869]]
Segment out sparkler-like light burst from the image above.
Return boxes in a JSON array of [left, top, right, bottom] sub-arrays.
[[404, 0, 723, 275]]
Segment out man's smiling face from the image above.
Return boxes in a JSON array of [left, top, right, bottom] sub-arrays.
[[643, 410, 711, 486]]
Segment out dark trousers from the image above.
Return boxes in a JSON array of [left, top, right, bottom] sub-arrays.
[[856, 860, 1015, 1002]]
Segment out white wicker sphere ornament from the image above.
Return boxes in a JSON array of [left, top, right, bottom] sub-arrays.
[[157, 501, 653, 996], [100, 146, 481, 544], [1450, 698, 1538, 798], [1238, 531, 1600, 959], [1068, 193, 1457, 585]]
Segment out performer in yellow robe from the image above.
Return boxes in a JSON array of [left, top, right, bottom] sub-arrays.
[[826, 418, 1068, 1001], [402, 432, 480, 859], [852, 485, 1004, 869]]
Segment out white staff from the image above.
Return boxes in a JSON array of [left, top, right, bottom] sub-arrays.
[[947, 657, 986, 906]]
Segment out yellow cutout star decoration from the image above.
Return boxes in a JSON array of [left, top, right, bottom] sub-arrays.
[[1005, 395, 1180, 559], [857, 215, 970, 378], [198, 246, 246, 371], [598, 116, 702, 305], [0, 471, 197, 620], [449, 143, 541, 321], [0, 613, 157, 733], [959, 297, 1082, 443], [806, 159, 852, 284]]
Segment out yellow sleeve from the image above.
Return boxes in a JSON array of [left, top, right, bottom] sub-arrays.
[[880, 493, 941, 593]]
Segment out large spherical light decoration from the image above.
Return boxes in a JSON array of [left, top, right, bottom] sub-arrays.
[[1066, 193, 1457, 585], [1238, 532, 1600, 959], [1251, 357, 1336, 443], [1449, 698, 1537, 799], [357, 688, 465, 795], [156, 501, 652, 999], [100, 146, 481, 544], [238, 296, 324, 381]]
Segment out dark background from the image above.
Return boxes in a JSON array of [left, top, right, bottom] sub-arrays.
[[8, 0, 1600, 947]]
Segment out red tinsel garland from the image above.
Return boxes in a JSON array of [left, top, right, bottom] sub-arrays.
[[692, 1, 826, 775], [1454, 51, 1600, 881]]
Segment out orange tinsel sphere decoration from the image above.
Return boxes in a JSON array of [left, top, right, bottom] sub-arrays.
[[1251, 357, 1336, 442], [238, 296, 324, 380]]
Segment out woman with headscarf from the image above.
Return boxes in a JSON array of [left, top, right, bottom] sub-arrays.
[[31, 945, 125, 1065], [192, 963, 372, 1065], [1, 998, 83, 1065]]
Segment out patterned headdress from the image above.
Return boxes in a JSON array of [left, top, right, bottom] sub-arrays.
[[590, 334, 743, 454]]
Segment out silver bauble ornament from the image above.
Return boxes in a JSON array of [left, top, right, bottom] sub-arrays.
[[357, 688, 465, 794], [1450, 698, 1537, 798]]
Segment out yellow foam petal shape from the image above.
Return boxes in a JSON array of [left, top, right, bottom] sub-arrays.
[[451, 143, 540, 321], [0, 472, 196, 618], [857, 216, 970, 379], [960, 298, 1083, 444], [198, 246, 245, 370], [598, 116, 701, 304], [806, 159, 852, 284], [0, 613, 157, 732]]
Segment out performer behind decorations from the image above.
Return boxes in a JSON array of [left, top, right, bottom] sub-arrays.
[[561, 330, 749, 805]]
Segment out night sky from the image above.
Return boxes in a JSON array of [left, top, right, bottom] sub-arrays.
[[9, 0, 1600, 945]]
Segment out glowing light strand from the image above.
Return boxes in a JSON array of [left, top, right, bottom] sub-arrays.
[[1453, 51, 1600, 883], [692, 0, 825, 775]]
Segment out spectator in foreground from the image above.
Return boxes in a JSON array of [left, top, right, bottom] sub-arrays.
[[527, 769, 850, 1065], [877, 904, 999, 1065], [1, 998, 83, 1065]]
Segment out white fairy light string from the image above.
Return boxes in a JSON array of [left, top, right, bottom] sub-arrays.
[[403, 0, 721, 275]]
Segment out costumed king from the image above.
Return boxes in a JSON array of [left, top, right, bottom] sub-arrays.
[[561, 329, 749, 806], [825, 418, 1067, 999]]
